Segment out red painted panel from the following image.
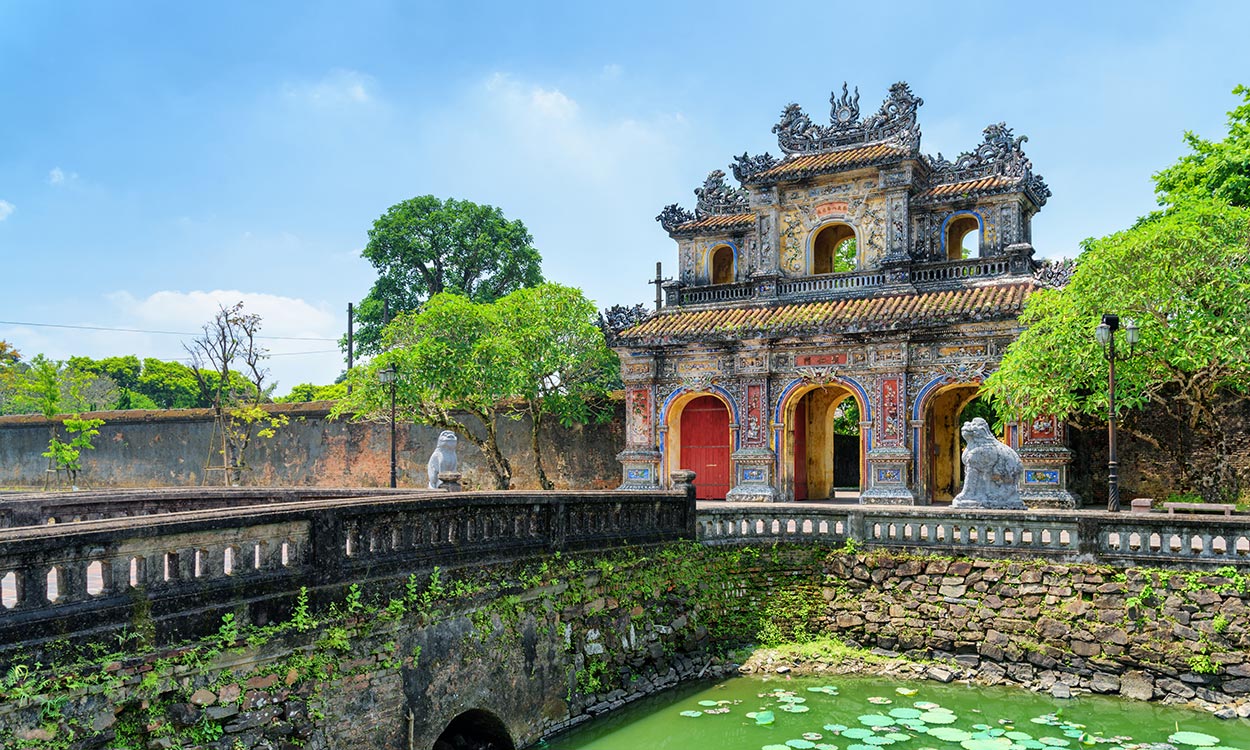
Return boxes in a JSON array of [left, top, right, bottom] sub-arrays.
[[793, 399, 808, 501], [679, 396, 731, 500]]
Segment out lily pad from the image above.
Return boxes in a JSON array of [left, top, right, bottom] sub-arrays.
[[787, 741, 817, 750], [1169, 733, 1220, 747], [679, 710, 703, 717], [847, 745, 875, 750], [885, 733, 912, 742], [843, 728, 876, 740], [824, 725, 849, 733], [864, 738, 894, 746], [763, 745, 791, 750], [803, 734, 824, 741], [896, 687, 919, 696], [1018, 742, 1046, 750], [914, 702, 942, 710], [859, 715, 896, 727], [890, 708, 923, 720], [868, 697, 894, 705], [782, 705, 811, 713], [698, 700, 719, 707], [1039, 739, 1071, 747], [815, 745, 838, 750], [928, 728, 974, 743], [919, 711, 957, 725], [778, 695, 807, 704], [755, 711, 776, 726], [962, 740, 1012, 750], [1007, 733, 1034, 742]]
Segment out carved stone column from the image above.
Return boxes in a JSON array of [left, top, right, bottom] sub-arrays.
[[615, 367, 662, 491], [725, 448, 780, 502], [1016, 415, 1079, 509], [860, 447, 917, 504]]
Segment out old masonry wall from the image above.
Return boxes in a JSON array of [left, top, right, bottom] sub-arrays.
[[1, 545, 1247, 749]]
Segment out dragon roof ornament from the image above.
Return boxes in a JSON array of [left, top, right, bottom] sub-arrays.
[[694, 170, 749, 217], [927, 123, 1053, 206], [731, 151, 779, 182], [772, 81, 924, 155], [657, 170, 750, 233]]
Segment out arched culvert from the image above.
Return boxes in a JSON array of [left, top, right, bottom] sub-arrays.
[[432, 708, 516, 750]]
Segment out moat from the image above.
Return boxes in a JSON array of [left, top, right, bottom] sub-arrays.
[[546, 675, 1245, 750]]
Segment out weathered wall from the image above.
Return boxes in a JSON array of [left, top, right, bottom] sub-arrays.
[[1069, 395, 1250, 506], [0, 401, 624, 491]]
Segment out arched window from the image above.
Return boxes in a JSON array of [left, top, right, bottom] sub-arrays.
[[812, 223, 856, 274], [944, 213, 981, 260], [710, 245, 735, 284]]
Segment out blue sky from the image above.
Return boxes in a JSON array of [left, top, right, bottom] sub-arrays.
[[1, 1, 1247, 393]]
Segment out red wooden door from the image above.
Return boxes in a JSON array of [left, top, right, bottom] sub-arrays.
[[793, 398, 808, 501], [679, 396, 731, 500]]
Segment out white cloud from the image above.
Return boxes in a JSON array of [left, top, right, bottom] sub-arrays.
[[469, 73, 683, 184], [47, 167, 80, 186], [601, 63, 623, 80], [0, 200, 12, 221], [284, 69, 375, 108]]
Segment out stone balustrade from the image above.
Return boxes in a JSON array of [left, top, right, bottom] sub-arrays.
[[0, 490, 694, 655], [697, 502, 1250, 568]]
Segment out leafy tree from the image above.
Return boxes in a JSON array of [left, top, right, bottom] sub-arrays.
[[137, 358, 206, 409], [333, 293, 520, 489], [351, 196, 544, 355], [834, 238, 857, 272], [1154, 85, 1250, 208], [0, 340, 23, 413], [276, 382, 347, 403], [185, 303, 287, 485], [495, 283, 618, 490], [42, 416, 105, 487]]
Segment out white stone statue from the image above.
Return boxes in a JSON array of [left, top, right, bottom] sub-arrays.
[[951, 417, 1026, 510], [427, 431, 459, 489]]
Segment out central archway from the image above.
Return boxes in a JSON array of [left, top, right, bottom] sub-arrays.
[[781, 383, 865, 501], [921, 382, 985, 503]]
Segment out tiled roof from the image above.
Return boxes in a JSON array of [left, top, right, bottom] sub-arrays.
[[671, 212, 756, 234], [748, 143, 911, 184], [619, 282, 1033, 343], [917, 175, 1016, 201]]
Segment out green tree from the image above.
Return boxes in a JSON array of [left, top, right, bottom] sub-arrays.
[[495, 283, 618, 490], [984, 200, 1250, 496], [351, 196, 544, 355], [42, 416, 105, 487], [1154, 85, 1250, 208], [333, 293, 521, 489], [137, 358, 206, 409], [276, 382, 347, 403]]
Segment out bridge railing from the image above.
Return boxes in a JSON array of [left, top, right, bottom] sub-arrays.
[[0, 490, 694, 654], [697, 503, 1250, 568]]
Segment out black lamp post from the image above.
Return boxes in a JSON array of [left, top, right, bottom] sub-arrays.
[[1094, 313, 1139, 512], [378, 364, 398, 488]]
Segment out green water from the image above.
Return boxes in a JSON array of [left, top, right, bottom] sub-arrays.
[[544, 675, 1249, 750]]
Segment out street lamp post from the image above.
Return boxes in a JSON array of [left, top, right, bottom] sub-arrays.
[[1094, 313, 1139, 512], [378, 364, 398, 488]]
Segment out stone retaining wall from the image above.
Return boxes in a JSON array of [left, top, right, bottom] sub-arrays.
[[816, 553, 1250, 714]]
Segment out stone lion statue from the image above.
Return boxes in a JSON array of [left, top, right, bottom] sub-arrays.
[[427, 431, 458, 490], [951, 417, 1025, 510]]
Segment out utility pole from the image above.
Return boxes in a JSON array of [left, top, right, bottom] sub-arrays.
[[345, 302, 354, 395], [648, 262, 664, 311]]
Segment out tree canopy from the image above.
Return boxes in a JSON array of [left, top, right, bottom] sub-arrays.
[[333, 284, 616, 490], [352, 196, 544, 355]]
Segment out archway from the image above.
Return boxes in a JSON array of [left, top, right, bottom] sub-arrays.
[[710, 244, 735, 284], [433, 709, 515, 750], [812, 223, 856, 274], [944, 213, 980, 260], [785, 384, 864, 500], [672, 394, 732, 500], [922, 382, 987, 502]]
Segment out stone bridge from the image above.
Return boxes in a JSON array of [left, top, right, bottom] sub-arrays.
[[1, 488, 1248, 748]]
